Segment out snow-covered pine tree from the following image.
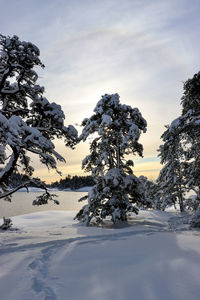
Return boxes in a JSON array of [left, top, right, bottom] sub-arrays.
[[0, 34, 77, 204], [180, 72, 200, 226], [138, 176, 159, 209], [157, 71, 200, 217], [181, 72, 200, 200], [75, 94, 147, 225], [157, 125, 186, 212]]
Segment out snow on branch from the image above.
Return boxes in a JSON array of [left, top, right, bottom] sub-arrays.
[[0, 34, 78, 204]]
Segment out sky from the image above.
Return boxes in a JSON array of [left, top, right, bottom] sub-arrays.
[[1, 0, 200, 183]]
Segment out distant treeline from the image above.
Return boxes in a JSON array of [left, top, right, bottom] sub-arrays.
[[8, 172, 95, 190], [49, 175, 95, 190]]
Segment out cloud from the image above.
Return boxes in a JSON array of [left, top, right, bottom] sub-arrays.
[[1, 0, 200, 181]]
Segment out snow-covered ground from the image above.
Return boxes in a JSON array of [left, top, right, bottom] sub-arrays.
[[62, 186, 92, 192], [0, 210, 200, 300], [75, 186, 92, 192]]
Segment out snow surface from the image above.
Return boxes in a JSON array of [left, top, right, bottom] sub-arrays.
[[0, 210, 200, 300], [75, 186, 93, 192]]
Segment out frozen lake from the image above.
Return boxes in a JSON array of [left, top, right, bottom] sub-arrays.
[[0, 191, 87, 218]]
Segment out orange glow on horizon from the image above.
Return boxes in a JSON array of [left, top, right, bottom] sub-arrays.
[[35, 160, 162, 184]]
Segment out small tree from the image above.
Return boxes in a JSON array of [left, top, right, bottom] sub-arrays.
[[138, 176, 159, 209], [157, 127, 186, 212], [75, 94, 147, 225], [0, 34, 77, 204]]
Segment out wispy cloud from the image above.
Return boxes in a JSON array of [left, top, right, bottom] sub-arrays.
[[1, 0, 200, 180]]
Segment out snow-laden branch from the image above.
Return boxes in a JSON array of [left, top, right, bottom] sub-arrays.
[[1, 86, 20, 94], [0, 34, 78, 205], [0, 182, 30, 199]]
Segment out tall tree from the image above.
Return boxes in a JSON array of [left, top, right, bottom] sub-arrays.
[[157, 71, 200, 216], [180, 72, 200, 226], [0, 34, 77, 204], [75, 94, 147, 225], [180, 71, 200, 202]]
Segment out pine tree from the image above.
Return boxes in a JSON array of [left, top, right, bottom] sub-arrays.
[[157, 71, 200, 217], [75, 94, 147, 225], [138, 176, 159, 209], [180, 72, 200, 226], [157, 126, 186, 212], [180, 72, 200, 204], [0, 34, 77, 204]]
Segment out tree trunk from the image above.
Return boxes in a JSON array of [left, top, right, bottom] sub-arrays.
[[116, 138, 120, 169], [178, 187, 184, 212], [177, 168, 184, 212]]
